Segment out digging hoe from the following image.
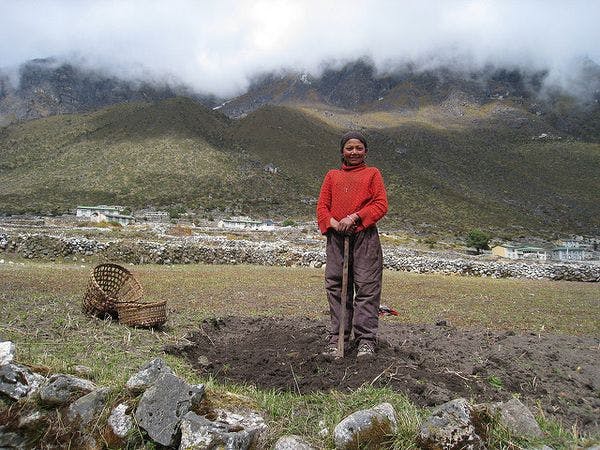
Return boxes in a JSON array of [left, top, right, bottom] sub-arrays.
[[337, 235, 350, 358]]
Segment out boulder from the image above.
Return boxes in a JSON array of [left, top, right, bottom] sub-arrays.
[[333, 402, 397, 450], [178, 409, 265, 450], [488, 398, 543, 438], [134, 372, 204, 447], [0, 341, 15, 366], [126, 357, 174, 394], [66, 387, 111, 427], [0, 363, 46, 400], [38, 373, 96, 406], [418, 398, 485, 450], [274, 435, 318, 449]]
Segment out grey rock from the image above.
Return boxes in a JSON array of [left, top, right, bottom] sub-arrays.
[[38, 373, 96, 406], [0, 425, 29, 449], [0, 341, 15, 366], [418, 398, 485, 450], [0, 363, 46, 400], [126, 357, 174, 394], [135, 372, 204, 447], [489, 398, 543, 438], [333, 402, 397, 450], [524, 446, 554, 450], [17, 411, 46, 430], [66, 387, 111, 426], [179, 410, 265, 450], [274, 435, 318, 450], [72, 365, 93, 378], [107, 403, 134, 440]]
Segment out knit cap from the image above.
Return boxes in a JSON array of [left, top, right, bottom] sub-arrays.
[[340, 131, 368, 151]]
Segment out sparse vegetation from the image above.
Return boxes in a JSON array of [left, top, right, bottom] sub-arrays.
[[487, 375, 504, 390], [466, 228, 491, 254]]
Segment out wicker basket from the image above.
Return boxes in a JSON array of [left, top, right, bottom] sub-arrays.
[[116, 301, 168, 328], [83, 263, 144, 317]]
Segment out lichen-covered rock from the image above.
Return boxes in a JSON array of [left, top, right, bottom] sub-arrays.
[[108, 403, 133, 438], [126, 357, 174, 394], [274, 435, 318, 450], [134, 372, 204, 447], [0, 363, 46, 400], [418, 398, 485, 450], [104, 403, 134, 448], [333, 402, 397, 450], [178, 410, 265, 450], [0, 341, 15, 366], [488, 398, 543, 438], [66, 387, 111, 426], [38, 373, 96, 406]]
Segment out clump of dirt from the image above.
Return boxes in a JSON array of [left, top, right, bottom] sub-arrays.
[[166, 316, 600, 433]]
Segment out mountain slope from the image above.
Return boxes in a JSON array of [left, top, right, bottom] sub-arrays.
[[1, 97, 598, 236]]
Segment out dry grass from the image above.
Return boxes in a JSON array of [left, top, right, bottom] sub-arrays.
[[2, 260, 598, 383]]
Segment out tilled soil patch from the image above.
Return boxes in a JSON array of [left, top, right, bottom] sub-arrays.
[[166, 316, 600, 433]]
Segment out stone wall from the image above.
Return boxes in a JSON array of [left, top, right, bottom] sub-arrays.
[[1, 232, 598, 282]]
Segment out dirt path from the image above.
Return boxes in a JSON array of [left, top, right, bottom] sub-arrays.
[[166, 316, 600, 433]]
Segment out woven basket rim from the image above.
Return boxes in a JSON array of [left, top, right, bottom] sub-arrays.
[[83, 262, 143, 316], [117, 300, 167, 309], [116, 300, 167, 327]]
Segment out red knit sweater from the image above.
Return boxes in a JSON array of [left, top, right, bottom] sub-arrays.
[[316, 163, 388, 234]]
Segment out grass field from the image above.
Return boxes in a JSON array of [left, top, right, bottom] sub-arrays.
[[1, 260, 599, 448]]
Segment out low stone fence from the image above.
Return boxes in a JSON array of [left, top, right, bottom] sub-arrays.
[[1, 232, 598, 282]]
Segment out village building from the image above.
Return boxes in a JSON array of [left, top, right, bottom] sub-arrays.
[[263, 163, 278, 174], [217, 216, 274, 231], [75, 205, 134, 226], [491, 244, 547, 260], [135, 209, 169, 223], [550, 240, 589, 261], [76, 205, 123, 218], [551, 246, 586, 261], [491, 244, 519, 259]]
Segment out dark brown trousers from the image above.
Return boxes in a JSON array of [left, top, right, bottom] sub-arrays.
[[325, 226, 383, 346]]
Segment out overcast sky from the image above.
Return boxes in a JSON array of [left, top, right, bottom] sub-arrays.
[[2, 0, 599, 97]]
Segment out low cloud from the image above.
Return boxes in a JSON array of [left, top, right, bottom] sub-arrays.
[[1, 0, 598, 97]]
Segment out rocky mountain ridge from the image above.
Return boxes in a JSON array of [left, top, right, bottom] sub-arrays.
[[0, 58, 218, 126], [3, 57, 600, 140]]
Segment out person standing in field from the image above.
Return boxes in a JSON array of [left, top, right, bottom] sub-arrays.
[[316, 131, 388, 357]]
